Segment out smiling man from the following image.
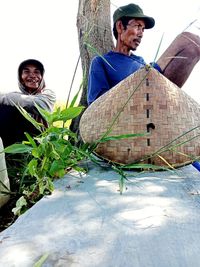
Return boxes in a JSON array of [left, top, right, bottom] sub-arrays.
[[17, 59, 56, 111], [20, 62, 44, 94], [87, 3, 161, 105], [0, 59, 56, 146]]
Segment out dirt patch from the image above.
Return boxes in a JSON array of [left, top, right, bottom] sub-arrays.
[[0, 197, 17, 232]]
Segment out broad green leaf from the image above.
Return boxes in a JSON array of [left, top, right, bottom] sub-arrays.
[[32, 148, 41, 158], [28, 159, 38, 176], [4, 144, 32, 154], [59, 106, 85, 121], [56, 169, 65, 178], [49, 160, 65, 176], [48, 106, 84, 123]]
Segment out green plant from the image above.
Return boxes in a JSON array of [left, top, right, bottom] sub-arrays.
[[3, 104, 92, 214]]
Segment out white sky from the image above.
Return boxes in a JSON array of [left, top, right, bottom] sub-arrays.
[[0, 0, 200, 103]]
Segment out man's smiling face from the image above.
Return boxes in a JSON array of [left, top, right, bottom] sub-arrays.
[[21, 64, 42, 93]]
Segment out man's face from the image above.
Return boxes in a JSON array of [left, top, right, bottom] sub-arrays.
[[119, 18, 145, 51], [21, 64, 42, 93]]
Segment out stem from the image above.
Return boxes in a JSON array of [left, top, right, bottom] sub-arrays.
[[66, 54, 81, 109]]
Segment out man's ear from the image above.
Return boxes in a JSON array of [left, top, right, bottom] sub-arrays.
[[116, 20, 124, 34]]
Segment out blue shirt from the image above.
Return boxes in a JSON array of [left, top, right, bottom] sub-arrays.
[[87, 51, 161, 105]]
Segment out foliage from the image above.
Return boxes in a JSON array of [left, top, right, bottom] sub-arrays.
[[3, 103, 90, 215]]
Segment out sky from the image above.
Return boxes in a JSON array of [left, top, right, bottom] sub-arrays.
[[0, 0, 200, 103]]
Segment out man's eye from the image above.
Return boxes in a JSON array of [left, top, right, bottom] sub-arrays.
[[136, 25, 141, 29], [35, 71, 41, 75]]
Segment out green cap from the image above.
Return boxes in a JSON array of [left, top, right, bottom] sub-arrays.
[[113, 3, 155, 29]]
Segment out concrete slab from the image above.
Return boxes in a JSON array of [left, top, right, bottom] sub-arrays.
[[0, 163, 200, 267]]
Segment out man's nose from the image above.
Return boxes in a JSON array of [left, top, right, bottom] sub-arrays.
[[138, 31, 143, 39], [138, 29, 143, 36], [29, 72, 37, 77]]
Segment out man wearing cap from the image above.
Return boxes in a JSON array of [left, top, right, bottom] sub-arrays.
[[87, 3, 161, 105], [0, 59, 56, 147], [87, 3, 200, 105]]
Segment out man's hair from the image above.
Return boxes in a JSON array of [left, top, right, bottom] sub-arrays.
[[113, 16, 134, 40], [18, 59, 45, 78]]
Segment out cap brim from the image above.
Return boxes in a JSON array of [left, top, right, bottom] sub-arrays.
[[133, 15, 155, 29]]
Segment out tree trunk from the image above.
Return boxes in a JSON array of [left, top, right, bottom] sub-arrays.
[[70, 0, 114, 136]]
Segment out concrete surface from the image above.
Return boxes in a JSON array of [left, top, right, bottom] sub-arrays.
[[0, 162, 200, 267]]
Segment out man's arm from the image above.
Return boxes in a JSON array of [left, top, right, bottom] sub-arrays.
[[0, 88, 56, 112], [87, 56, 110, 105]]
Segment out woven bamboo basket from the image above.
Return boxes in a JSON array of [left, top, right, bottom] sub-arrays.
[[79, 67, 200, 167]]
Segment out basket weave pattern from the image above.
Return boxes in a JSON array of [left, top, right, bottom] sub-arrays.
[[80, 68, 200, 166]]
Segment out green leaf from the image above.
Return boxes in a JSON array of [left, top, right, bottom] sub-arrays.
[[99, 133, 148, 142], [4, 144, 32, 154], [35, 104, 52, 123], [24, 132, 38, 149], [84, 42, 116, 70], [152, 33, 164, 63], [12, 196, 27, 216], [69, 75, 85, 107], [49, 160, 65, 176], [46, 178, 55, 192], [38, 180, 45, 195], [59, 106, 85, 121], [28, 159, 38, 176], [33, 253, 49, 267], [32, 148, 41, 158], [119, 175, 125, 194], [14, 104, 43, 132], [47, 106, 85, 123], [121, 163, 170, 171], [56, 169, 65, 178]]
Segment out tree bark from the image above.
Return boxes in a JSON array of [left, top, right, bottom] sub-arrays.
[[70, 0, 114, 136]]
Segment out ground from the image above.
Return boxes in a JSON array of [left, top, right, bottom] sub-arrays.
[[0, 197, 17, 232]]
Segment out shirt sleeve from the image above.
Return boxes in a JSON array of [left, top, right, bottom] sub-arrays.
[[87, 56, 110, 105], [150, 62, 163, 73], [0, 88, 56, 112]]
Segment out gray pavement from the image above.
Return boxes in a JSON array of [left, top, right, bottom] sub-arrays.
[[0, 162, 200, 267]]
